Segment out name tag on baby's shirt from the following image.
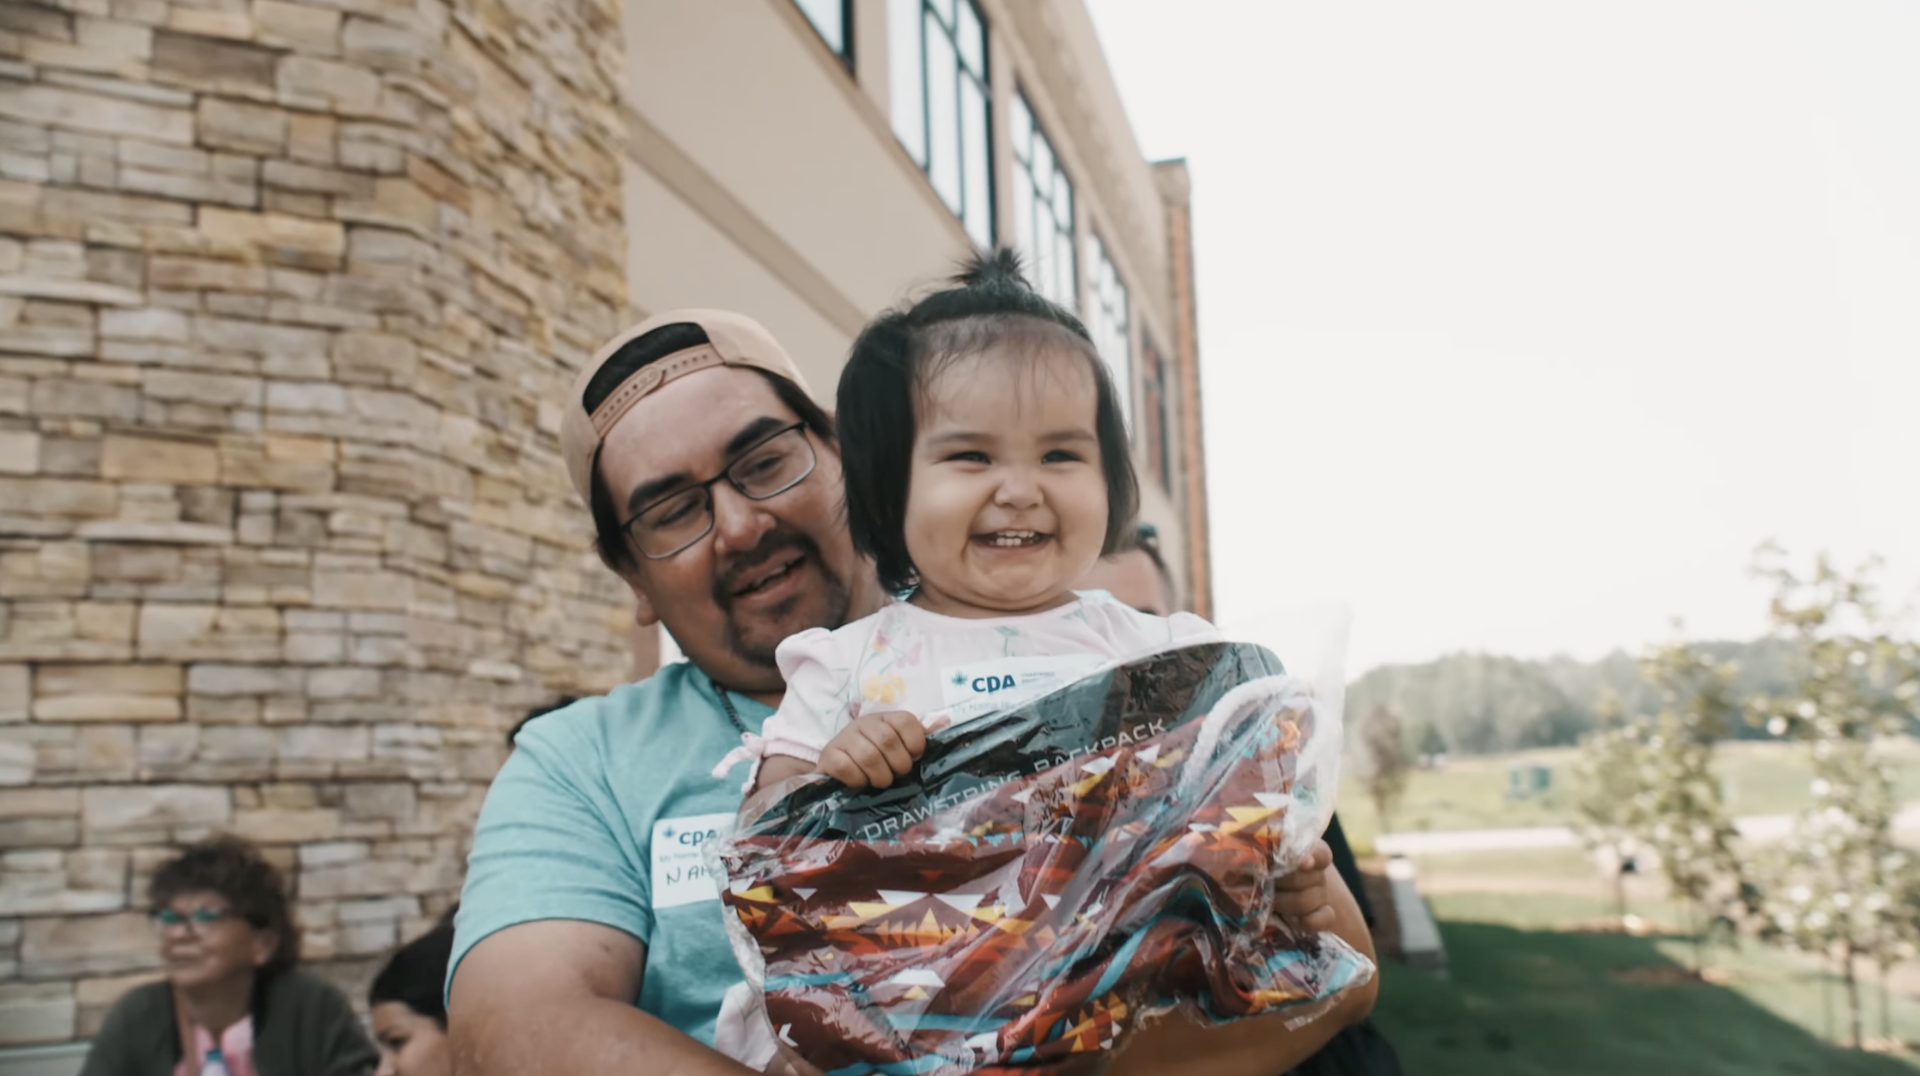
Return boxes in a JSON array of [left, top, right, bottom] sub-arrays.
[[651, 812, 735, 909], [939, 654, 1107, 726]]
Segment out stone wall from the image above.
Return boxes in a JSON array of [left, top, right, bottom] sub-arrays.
[[0, 0, 633, 1045]]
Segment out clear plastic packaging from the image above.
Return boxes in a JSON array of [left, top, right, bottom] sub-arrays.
[[716, 642, 1373, 1075]]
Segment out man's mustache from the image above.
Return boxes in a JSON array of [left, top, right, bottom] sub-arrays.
[[713, 527, 820, 606]]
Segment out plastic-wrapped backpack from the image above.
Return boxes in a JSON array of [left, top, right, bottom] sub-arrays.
[[715, 642, 1374, 1076]]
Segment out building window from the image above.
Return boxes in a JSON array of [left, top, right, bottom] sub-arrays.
[[792, 0, 850, 58], [889, 0, 992, 247], [1142, 336, 1172, 491], [1086, 233, 1131, 435], [1011, 92, 1076, 311]]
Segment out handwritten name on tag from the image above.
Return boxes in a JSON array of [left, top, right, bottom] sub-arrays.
[[650, 812, 736, 909]]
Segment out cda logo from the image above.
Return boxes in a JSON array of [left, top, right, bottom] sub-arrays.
[[659, 823, 722, 847]]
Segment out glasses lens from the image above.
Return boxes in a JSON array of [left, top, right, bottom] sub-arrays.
[[627, 427, 816, 561], [632, 488, 711, 559], [190, 908, 228, 926], [730, 428, 814, 498], [153, 909, 184, 928]]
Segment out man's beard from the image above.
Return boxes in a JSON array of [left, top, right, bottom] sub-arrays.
[[714, 525, 852, 668]]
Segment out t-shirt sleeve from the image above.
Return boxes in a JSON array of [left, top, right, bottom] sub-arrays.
[[758, 627, 855, 764], [448, 703, 651, 999]]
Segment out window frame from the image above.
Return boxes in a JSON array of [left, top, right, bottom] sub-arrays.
[[791, 0, 854, 68], [1010, 88, 1078, 312], [889, 0, 994, 247], [1141, 335, 1173, 492], [1085, 231, 1133, 441]]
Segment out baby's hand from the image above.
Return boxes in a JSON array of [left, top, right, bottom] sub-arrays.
[[1273, 839, 1338, 933], [817, 711, 928, 790]]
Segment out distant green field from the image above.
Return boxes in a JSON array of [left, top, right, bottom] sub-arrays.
[[1337, 737, 1920, 851]]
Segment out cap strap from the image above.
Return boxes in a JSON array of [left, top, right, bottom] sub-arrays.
[[588, 344, 727, 437]]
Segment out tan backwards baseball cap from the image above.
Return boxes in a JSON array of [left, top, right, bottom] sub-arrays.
[[559, 309, 813, 505]]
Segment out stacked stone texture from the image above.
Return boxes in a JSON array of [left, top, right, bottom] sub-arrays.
[[0, 0, 633, 1045]]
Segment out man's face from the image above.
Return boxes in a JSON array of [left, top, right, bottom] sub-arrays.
[[598, 367, 869, 693]]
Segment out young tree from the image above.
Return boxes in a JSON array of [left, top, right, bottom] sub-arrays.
[[1571, 692, 1652, 925], [1631, 638, 1754, 972], [1748, 547, 1920, 1049], [1361, 704, 1411, 835]]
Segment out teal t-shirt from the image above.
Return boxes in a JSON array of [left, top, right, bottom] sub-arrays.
[[449, 662, 770, 1046]]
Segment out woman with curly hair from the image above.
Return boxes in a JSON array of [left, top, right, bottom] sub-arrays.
[[79, 836, 377, 1076]]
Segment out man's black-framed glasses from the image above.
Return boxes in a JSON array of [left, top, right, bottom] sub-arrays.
[[621, 422, 817, 560]]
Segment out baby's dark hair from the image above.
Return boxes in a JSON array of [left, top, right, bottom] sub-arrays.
[[838, 247, 1138, 593]]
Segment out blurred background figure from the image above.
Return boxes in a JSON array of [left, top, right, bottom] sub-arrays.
[[1077, 522, 1177, 617], [506, 696, 580, 751], [78, 836, 376, 1076], [367, 923, 456, 1076]]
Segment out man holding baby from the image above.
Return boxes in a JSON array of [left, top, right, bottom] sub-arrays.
[[449, 268, 1378, 1076]]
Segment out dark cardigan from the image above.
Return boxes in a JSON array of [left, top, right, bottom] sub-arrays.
[[78, 970, 377, 1076]]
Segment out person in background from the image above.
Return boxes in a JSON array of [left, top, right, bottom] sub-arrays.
[[1075, 521, 1178, 617], [367, 924, 455, 1076], [79, 836, 376, 1076], [1077, 524, 1406, 1076]]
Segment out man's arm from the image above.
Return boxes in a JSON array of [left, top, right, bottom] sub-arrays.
[[1102, 869, 1380, 1076], [450, 919, 757, 1076]]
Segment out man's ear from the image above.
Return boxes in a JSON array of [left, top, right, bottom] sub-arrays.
[[627, 576, 658, 627]]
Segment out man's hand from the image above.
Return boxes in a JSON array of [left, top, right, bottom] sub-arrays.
[[1103, 867, 1378, 1076], [816, 711, 928, 789], [1273, 839, 1338, 933]]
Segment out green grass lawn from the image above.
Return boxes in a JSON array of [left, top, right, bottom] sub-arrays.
[[1370, 892, 1920, 1075], [1338, 737, 1920, 851]]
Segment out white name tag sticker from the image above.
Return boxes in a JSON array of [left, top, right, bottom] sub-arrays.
[[650, 812, 736, 910], [939, 654, 1106, 726]]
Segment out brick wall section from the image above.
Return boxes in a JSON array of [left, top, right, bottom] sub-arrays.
[[0, 0, 632, 1044], [1152, 159, 1210, 622]]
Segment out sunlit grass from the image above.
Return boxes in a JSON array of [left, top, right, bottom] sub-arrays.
[[1371, 890, 1920, 1075], [1337, 737, 1920, 851]]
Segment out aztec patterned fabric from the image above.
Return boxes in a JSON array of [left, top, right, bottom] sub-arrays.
[[716, 643, 1374, 1076]]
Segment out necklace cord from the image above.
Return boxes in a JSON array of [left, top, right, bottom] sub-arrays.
[[713, 679, 750, 736]]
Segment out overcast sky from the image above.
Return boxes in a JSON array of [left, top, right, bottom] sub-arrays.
[[1088, 0, 1920, 674]]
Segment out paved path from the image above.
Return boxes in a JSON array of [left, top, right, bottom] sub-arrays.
[[1376, 804, 1920, 856]]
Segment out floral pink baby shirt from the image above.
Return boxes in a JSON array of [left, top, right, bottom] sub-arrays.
[[716, 590, 1220, 777]]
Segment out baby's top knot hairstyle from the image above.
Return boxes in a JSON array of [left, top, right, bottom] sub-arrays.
[[837, 247, 1139, 594]]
